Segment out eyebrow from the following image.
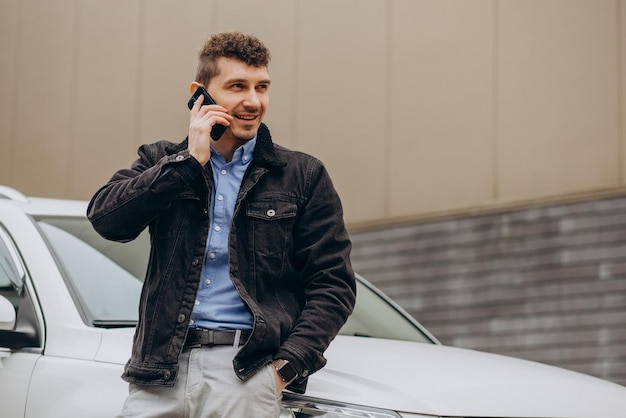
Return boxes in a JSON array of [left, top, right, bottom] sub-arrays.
[[226, 78, 271, 85]]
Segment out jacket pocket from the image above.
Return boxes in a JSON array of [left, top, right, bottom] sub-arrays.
[[246, 200, 297, 281]]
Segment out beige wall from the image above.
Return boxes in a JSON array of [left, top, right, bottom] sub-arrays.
[[1, 0, 625, 227]]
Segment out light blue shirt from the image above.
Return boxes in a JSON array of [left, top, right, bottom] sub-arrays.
[[190, 138, 256, 330]]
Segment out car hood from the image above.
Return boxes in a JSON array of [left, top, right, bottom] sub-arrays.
[[97, 331, 626, 417], [308, 336, 626, 418]]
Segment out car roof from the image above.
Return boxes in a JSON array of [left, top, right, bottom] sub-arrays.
[[0, 186, 88, 217]]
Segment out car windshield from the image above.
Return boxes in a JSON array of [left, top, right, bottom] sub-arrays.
[[34, 216, 434, 344]]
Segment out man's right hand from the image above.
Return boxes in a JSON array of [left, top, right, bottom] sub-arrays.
[[188, 94, 232, 166]]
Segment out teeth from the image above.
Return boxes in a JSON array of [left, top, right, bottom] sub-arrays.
[[237, 115, 256, 120]]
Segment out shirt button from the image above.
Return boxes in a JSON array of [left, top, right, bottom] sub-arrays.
[[209, 252, 216, 259], [177, 314, 185, 323], [267, 209, 276, 217], [195, 300, 200, 305], [217, 195, 224, 201], [205, 279, 211, 285], [189, 319, 195, 325], [221, 169, 227, 175], [214, 225, 221, 232]]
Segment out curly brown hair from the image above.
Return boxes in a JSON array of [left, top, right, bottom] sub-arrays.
[[195, 32, 271, 86]]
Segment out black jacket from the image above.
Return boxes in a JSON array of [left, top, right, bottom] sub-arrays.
[[87, 124, 356, 393]]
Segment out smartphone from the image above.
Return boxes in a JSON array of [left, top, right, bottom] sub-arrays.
[[187, 86, 226, 141]]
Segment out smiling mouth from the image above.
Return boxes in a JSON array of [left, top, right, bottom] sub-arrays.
[[236, 115, 258, 121]]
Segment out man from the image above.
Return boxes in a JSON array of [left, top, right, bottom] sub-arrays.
[[87, 32, 356, 417]]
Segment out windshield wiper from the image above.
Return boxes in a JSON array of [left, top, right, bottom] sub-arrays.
[[92, 320, 137, 328]]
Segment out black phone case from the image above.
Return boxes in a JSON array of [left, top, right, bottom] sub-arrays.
[[187, 87, 226, 141]]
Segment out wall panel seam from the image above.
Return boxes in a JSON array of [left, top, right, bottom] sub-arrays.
[[68, 0, 80, 197], [134, 0, 146, 149], [492, 0, 500, 201], [618, 0, 624, 185], [385, 0, 392, 218]]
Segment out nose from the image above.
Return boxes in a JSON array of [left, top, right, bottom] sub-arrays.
[[243, 89, 261, 108]]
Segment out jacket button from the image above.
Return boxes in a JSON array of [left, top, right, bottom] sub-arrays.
[[192, 258, 199, 267], [163, 370, 171, 380], [177, 314, 186, 323], [266, 209, 276, 217], [175, 155, 185, 161]]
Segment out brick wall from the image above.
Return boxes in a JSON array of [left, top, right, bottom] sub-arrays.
[[349, 195, 626, 386]]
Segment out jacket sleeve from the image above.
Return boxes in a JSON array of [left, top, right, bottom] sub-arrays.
[[275, 159, 357, 380], [87, 141, 204, 242]]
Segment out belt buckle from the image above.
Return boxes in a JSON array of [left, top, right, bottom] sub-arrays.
[[185, 329, 210, 349]]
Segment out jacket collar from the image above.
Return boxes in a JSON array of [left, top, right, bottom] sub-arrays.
[[253, 123, 286, 168]]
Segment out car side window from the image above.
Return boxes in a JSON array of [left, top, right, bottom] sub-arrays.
[[0, 225, 25, 313]]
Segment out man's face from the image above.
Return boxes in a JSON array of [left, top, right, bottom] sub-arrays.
[[207, 57, 270, 142]]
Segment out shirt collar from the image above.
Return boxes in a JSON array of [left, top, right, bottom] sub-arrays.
[[211, 135, 257, 166]]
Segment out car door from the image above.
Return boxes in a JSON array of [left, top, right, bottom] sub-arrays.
[[0, 224, 43, 418]]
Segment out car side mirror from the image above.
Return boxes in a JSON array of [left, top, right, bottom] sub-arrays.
[[0, 295, 16, 331]]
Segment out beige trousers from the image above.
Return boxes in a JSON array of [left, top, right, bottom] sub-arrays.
[[118, 346, 281, 418]]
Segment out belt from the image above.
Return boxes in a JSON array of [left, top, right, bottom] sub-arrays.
[[184, 328, 252, 349]]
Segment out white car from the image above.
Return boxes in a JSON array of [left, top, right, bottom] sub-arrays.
[[0, 185, 625, 418]]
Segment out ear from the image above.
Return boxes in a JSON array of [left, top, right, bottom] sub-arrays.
[[189, 81, 203, 94]]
